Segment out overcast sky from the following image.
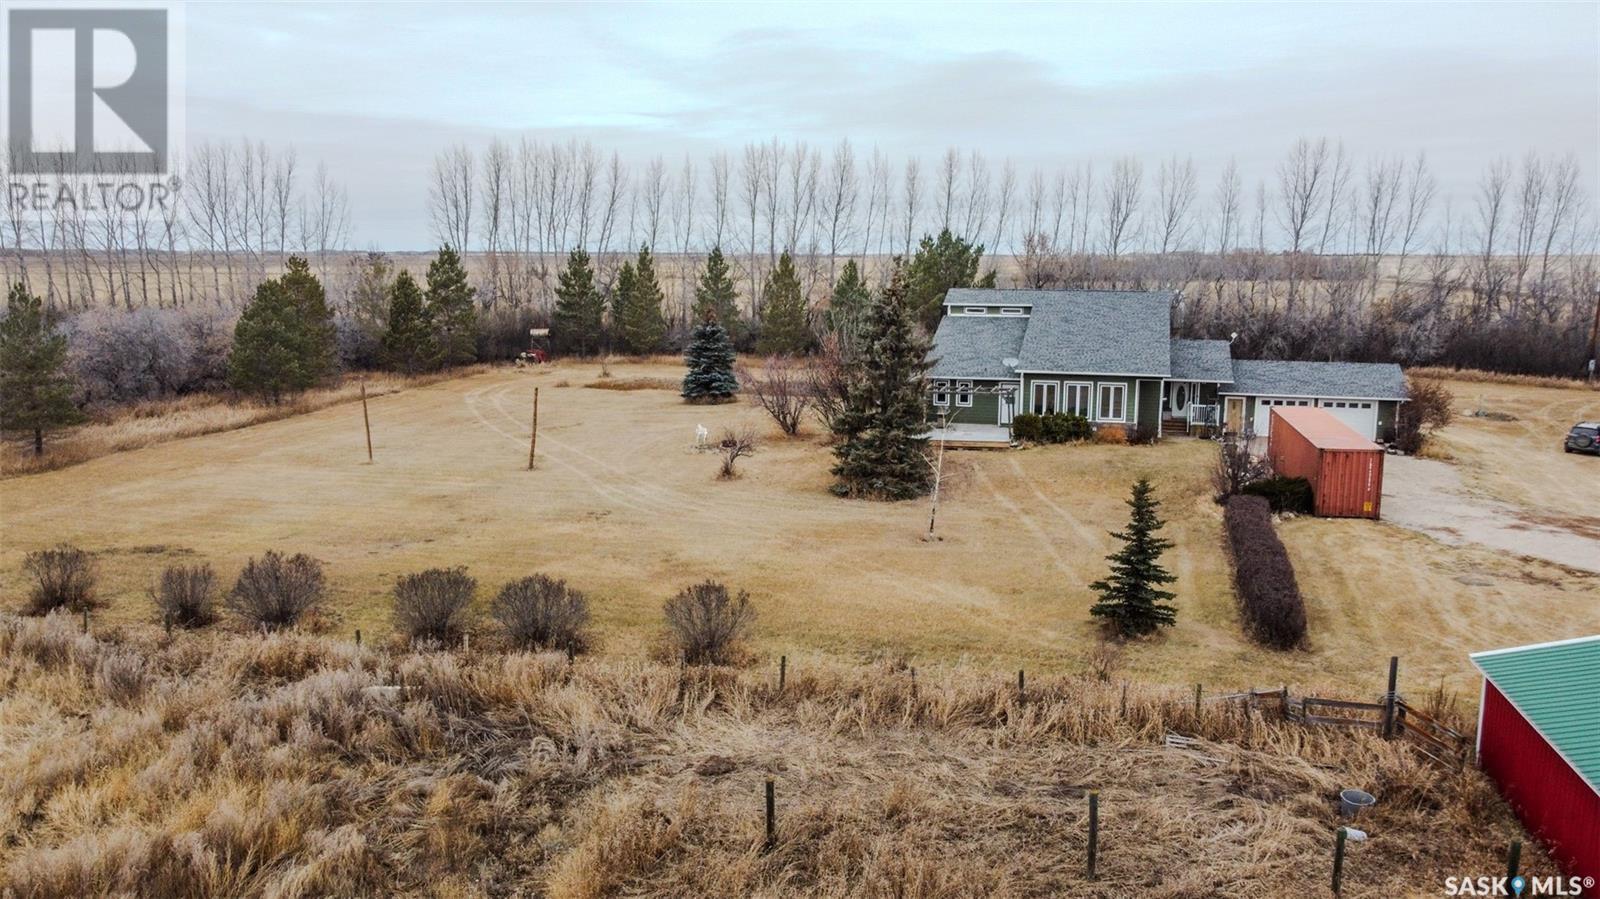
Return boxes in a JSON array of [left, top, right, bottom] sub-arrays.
[[183, 1, 1600, 250]]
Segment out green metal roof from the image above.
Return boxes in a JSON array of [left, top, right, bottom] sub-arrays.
[[1471, 635, 1600, 793]]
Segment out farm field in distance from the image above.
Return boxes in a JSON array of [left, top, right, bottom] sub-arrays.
[[3, 361, 1595, 697]]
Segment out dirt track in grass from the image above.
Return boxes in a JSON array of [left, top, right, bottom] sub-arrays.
[[1, 362, 1595, 694]]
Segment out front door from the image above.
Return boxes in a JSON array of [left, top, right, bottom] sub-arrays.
[[998, 386, 1017, 425], [1168, 381, 1191, 417], [1224, 396, 1246, 434]]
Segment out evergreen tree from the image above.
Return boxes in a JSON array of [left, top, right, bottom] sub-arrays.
[[825, 259, 871, 335], [1089, 478, 1179, 638], [551, 249, 604, 355], [692, 246, 743, 343], [381, 270, 438, 373], [756, 251, 811, 355], [618, 245, 666, 354], [906, 228, 988, 331], [425, 245, 477, 366], [829, 264, 934, 500], [0, 283, 82, 455], [681, 316, 738, 402], [609, 261, 636, 352], [227, 257, 336, 403]]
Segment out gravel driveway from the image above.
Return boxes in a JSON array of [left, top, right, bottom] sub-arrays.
[[1382, 455, 1600, 574]]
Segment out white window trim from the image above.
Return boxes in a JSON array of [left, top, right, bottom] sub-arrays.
[[1030, 380, 1059, 415], [1062, 381, 1093, 418], [1096, 383, 1128, 422], [962, 306, 989, 315], [955, 380, 974, 407], [932, 380, 950, 407], [999, 307, 1025, 316]]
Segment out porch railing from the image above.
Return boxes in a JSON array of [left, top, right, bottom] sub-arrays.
[[1187, 403, 1220, 428]]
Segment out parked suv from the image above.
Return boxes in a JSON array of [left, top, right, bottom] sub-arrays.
[[1565, 422, 1600, 455]]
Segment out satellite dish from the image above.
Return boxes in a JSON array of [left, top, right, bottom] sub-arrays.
[[1229, 331, 1239, 342]]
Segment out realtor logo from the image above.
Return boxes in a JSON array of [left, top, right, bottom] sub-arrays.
[[6, 7, 170, 174]]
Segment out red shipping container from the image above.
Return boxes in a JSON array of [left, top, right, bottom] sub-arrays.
[[1266, 406, 1384, 519]]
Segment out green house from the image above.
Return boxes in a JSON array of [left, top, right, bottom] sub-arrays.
[[926, 289, 1406, 443]]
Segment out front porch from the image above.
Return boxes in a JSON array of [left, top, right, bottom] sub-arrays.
[[924, 423, 1014, 449]]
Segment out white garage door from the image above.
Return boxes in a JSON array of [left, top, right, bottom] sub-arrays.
[[1252, 397, 1313, 436], [1316, 399, 1378, 440]]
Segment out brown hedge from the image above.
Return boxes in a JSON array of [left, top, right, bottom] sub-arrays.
[[1223, 495, 1306, 649]]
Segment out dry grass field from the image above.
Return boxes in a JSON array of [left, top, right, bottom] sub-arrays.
[[2, 361, 1595, 697], [0, 616, 1557, 897]]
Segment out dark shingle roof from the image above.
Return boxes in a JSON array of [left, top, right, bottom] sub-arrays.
[[927, 314, 1028, 380], [1170, 339, 1234, 383], [1222, 360, 1408, 400], [1013, 290, 1175, 376]]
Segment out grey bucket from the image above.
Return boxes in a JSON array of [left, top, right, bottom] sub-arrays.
[[1339, 789, 1376, 819]]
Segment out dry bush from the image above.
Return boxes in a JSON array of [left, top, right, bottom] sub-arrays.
[[1212, 432, 1270, 500], [663, 580, 755, 665], [1394, 376, 1455, 454], [584, 377, 678, 391], [227, 551, 326, 630], [1092, 425, 1128, 445], [1086, 640, 1123, 683], [151, 563, 218, 628], [94, 648, 149, 706], [738, 355, 812, 436], [807, 332, 855, 435], [1225, 495, 1307, 649], [20, 544, 99, 615], [490, 574, 591, 653], [392, 567, 477, 643], [715, 428, 756, 479], [0, 620, 1549, 896]]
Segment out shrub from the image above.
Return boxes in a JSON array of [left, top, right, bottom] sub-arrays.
[[716, 428, 757, 479], [151, 563, 218, 628], [227, 551, 326, 630], [663, 580, 755, 665], [393, 567, 477, 642], [1211, 433, 1270, 500], [1129, 424, 1159, 445], [1092, 425, 1129, 445], [1241, 476, 1314, 514], [1394, 376, 1454, 454], [1224, 495, 1306, 649], [1011, 413, 1043, 442], [1013, 413, 1091, 444], [738, 356, 809, 435], [21, 545, 98, 615], [491, 575, 591, 653]]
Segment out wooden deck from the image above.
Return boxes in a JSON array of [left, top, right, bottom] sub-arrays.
[[926, 424, 1015, 449]]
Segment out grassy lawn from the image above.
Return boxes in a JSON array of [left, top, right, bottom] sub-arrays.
[[2, 362, 1594, 695]]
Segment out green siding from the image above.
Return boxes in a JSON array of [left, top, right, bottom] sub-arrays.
[[1377, 400, 1398, 443], [1472, 637, 1600, 789], [1136, 380, 1161, 431], [1020, 373, 1140, 427], [928, 378, 1010, 425]]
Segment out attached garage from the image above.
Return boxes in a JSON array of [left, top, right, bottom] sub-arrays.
[[1223, 360, 1408, 443], [1471, 636, 1600, 884]]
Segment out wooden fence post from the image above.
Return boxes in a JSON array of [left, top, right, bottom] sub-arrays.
[[1505, 839, 1522, 885], [910, 667, 917, 699], [1087, 790, 1099, 880], [1119, 682, 1128, 719], [764, 779, 776, 848], [778, 655, 787, 691], [1382, 656, 1399, 738], [1017, 669, 1025, 700], [354, 628, 362, 648], [1331, 827, 1347, 894], [527, 387, 540, 470], [1194, 683, 1203, 717], [360, 380, 373, 463]]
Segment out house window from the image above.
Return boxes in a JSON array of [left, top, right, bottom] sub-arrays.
[[963, 306, 988, 315], [955, 380, 974, 407], [1030, 381, 1058, 415], [1062, 382, 1092, 417], [1096, 383, 1127, 422], [999, 307, 1025, 316], [932, 380, 950, 406]]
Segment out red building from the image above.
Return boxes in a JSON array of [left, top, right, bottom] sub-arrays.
[[1471, 636, 1600, 883]]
